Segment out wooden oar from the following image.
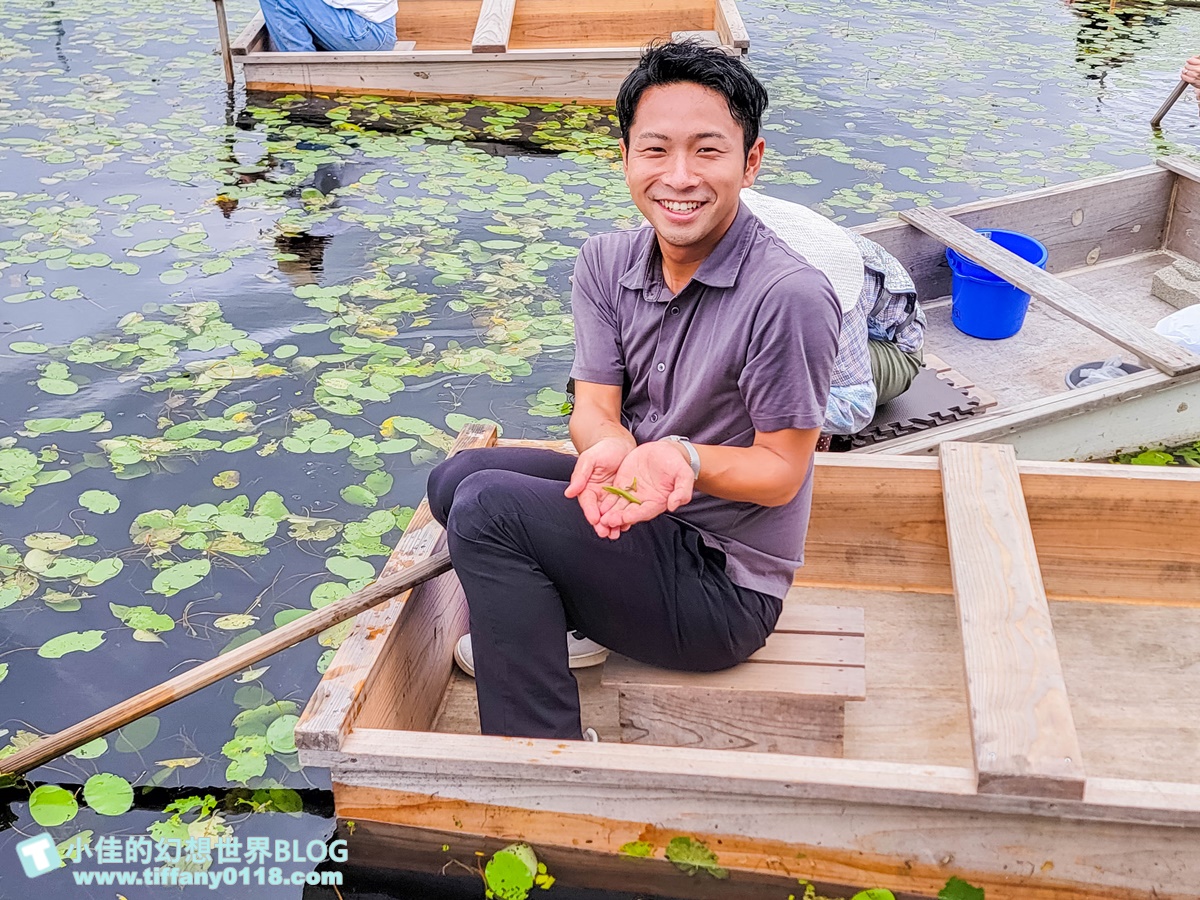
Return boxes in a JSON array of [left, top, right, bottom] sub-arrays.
[[0, 549, 452, 781], [1151, 80, 1190, 128], [213, 0, 235, 86]]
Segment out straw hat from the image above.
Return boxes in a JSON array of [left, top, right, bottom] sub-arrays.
[[741, 189, 864, 314]]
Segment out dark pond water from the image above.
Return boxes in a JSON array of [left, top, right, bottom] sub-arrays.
[[1, 0, 1199, 895]]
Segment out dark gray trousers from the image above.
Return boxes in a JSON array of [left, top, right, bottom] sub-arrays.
[[427, 447, 782, 740]]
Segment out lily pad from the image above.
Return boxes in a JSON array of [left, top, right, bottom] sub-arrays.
[[265, 714, 300, 753], [83, 773, 134, 816], [212, 470, 240, 489], [29, 785, 78, 827], [68, 737, 108, 760], [114, 716, 161, 753], [150, 558, 211, 596], [37, 630, 106, 658], [326, 556, 374, 581], [340, 484, 377, 508], [79, 489, 120, 514]]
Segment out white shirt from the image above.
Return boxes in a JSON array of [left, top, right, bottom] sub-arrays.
[[323, 0, 397, 24]]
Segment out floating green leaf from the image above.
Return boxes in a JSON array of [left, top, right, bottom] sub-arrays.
[[10, 342, 49, 354], [37, 630, 106, 658], [484, 842, 539, 900], [68, 737, 108, 760], [29, 785, 78, 827], [78, 557, 123, 587], [364, 470, 393, 496], [619, 841, 654, 858], [939, 877, 985, 900], [340, 484, 377, 507], [79, 490, 120, 514], [266, 714, 300, 753], [0, 663, 7, 684], [213, 470, 240, 489], [83, 773, 134, 816], [114, 716, 161, 753], [110, 602, 175, 633], [150, 558, 211, 596], [326, 556, 374, 581], [664, 836, 727, 879]]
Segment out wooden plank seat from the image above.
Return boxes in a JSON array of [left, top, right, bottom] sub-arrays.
[[600, 605, 865, 756]]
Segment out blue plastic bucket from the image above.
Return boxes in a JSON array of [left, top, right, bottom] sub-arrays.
[[945, 229, 1048, 340]]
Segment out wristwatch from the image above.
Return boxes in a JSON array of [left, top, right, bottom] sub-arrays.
[[662, 435, 701, 479]]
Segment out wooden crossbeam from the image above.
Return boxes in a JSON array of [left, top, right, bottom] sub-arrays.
[[899, 205, 1200, 377], [471, 0, 516, 53], [939, 442, 1085, 800], [714, 0, 749, 49], [230, 12, 266, 54], [1157, 154, 1200, 185]]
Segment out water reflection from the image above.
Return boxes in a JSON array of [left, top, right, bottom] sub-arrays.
[[1065, 0, 1174, 83]]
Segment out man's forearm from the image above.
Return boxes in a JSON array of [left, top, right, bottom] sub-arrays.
[[681, 440, 816, 508], [568, 407, 637, 455]]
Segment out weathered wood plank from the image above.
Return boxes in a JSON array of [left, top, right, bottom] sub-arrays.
[[1162, 157, 1200, 260], [939, 442, 1085, 800], [294, 423, 496, 751], [857, 165, 1171, 301], [330, 728, 1200, 828], [714, 0, 749, 49], [602, 654, 865, 698], [899, 205, 1200, 376], [508, 0, 713, 49], [395, 0, 484, 49], [241, 53, 640, 103], [746, 631, 865, 666], [328, 803, 1200, 900], [230, 12, 266, 54], [859, 365, 1200, 464], [1157, 154, 1200, 185], [803, 453, 1200, 606], [616, 688, 844, 755], [776, 603, 864, 635], [471, 0, 516, 52]]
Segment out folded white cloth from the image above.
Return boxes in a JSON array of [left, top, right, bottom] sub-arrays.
[[740, 188, 865, 315]]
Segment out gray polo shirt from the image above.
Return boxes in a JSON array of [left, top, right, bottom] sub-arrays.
[[570, 202, 842, 599]]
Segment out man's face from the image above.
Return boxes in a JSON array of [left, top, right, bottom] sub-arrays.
[[620, 82, 764, 257]]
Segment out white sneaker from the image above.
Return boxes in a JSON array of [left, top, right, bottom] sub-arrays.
[[453, 630, 610, 678], [583, 727, 600, 742]]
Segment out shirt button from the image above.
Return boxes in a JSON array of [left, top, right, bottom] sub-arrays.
[[657, 362, 666, 372], [650, 412, 659, 423], [671, 307, 680, 316]]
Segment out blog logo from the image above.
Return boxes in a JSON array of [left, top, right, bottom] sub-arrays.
[[16, 832, 61, 877]]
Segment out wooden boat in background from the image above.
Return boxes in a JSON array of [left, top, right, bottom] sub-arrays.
[[853, 156, 1200, 461], [296, 424, 1200, 900], [229, 0, 748, 102]]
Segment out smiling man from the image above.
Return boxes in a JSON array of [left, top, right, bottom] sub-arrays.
[[426, 41, 842, 741]]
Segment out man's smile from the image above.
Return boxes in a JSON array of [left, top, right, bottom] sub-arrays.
[[655, 199, 707, 217]]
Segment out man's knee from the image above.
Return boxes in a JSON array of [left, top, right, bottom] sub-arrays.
[[427, 448, 490, 526], [444, 470, 531, 543]]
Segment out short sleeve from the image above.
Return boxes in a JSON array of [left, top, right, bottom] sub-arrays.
[[738, 267, 842, 433], [569, 239, 624, 386]]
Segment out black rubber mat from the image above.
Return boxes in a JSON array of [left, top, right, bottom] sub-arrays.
[[847, 366, 983, 449]]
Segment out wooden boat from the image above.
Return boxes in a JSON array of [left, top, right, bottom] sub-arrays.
[[229, 0, 749, 102], [850, 156, 1200, 461], [296, 423, 1200, 900]]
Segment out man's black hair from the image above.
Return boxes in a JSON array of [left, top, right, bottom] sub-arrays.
[[616, 41, 769, 158]]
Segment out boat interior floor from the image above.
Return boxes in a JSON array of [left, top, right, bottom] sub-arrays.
[[922, 250, 1183, 408], [432, 585, 1200, 786]]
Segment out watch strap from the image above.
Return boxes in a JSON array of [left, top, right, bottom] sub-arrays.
[[663, 435, 701, 479]]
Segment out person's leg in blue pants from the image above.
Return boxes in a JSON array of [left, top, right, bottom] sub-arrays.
[[260, 0, 396, 52], [427, 447, 782, 740]]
